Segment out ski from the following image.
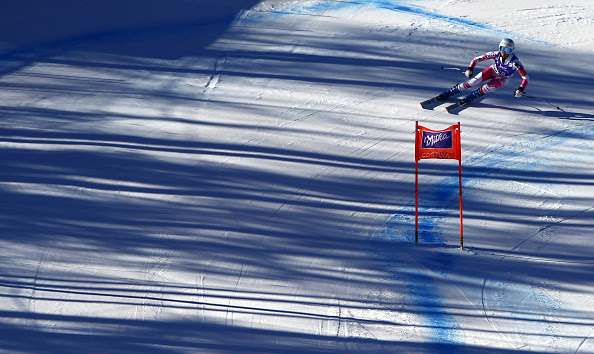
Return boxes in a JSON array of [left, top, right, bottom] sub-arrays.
[[445, 100, 468, 114], [420, 95, 445, 109]]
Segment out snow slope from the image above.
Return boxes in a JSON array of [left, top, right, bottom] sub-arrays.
[[0, 0, 593, 352]]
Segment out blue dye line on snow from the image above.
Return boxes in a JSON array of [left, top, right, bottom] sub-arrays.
[[250, 0, 491, 31], [371, 0, 489, 30], [407, 267, 460, 349], [243, 0, 552, 46], [378, 123, 593, 350], [379, 208, 461, 350], [371, 0, 552, 45]]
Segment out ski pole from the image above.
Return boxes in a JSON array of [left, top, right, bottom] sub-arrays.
[[441, 66, 463, 72], [521, 93, 561, 110]]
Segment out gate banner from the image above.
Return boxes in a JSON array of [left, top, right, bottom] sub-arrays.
[[415, 123, 461, 161], [415, 121, 464, 248]]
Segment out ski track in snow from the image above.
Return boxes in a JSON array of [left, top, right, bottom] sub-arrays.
[[250, 0, 554, 47], [380, 115, 594, 349], [0, 0, 593, 352], [285, 0, 594, 350], [257, 2, 466, 346], [273, 0, 586, 348]]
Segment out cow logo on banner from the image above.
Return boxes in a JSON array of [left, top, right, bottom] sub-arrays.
[[415, 123, 461, 161]]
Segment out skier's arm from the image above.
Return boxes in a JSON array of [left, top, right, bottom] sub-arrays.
[[468, 51, 498, 69], [514, 61, 529, 97], [465, 51, 497, 77], [515, 62, 529, 89]]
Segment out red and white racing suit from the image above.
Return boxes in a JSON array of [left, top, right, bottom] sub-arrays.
[[461, 51, 529, 95]]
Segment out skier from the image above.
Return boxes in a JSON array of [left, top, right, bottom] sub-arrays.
[[422, 38, 529, 112]]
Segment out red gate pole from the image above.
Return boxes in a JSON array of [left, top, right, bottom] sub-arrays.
[[457, 122, 463, 249], [415, 121, 419, 244], [415, 160, 419, 244], [459, 157, 463, 249]]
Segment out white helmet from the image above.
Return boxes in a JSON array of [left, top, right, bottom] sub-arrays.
[[499, 38, 514, 54]]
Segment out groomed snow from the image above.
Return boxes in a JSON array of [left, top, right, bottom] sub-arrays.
[[1, 0, 593, 352]]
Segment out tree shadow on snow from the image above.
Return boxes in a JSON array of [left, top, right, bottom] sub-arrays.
[[477, 102, 594, 121], [0, 5, 593, 353], [0, 0, 261, 76]]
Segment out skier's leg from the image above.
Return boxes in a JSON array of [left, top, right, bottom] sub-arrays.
[[461, 78, 507, 104], [460, 66, 496, 91], [438, 84, 462, 100], [439, 66, 495, 100], [460, 89, 483, 105], [479, 77, 507, 94]]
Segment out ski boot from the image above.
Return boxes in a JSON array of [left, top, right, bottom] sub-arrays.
[[459, 89, 483, 105]]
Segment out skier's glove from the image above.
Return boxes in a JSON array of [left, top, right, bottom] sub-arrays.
[[464, 67, 473, 78], [514, 87, 524, 97]]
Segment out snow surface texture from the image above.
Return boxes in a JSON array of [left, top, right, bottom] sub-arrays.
[[1, 0, 593, 352]]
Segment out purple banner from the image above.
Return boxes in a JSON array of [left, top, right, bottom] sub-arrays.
[[421, 130, 453, 149]]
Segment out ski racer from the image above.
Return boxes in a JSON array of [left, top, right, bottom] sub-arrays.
[[438, 38, 529, 106]]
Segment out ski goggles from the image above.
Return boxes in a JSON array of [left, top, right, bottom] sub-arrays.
[[499, 46, 513, 55]]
